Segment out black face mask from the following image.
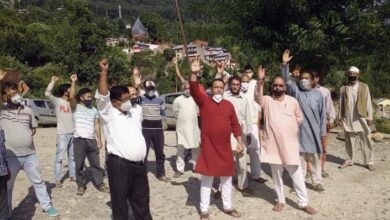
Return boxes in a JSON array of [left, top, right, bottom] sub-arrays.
[[348, 75, 357, 82], [83, 99, 93, 107], [273, 90, 284, 97], [130, 97, 139, 105]]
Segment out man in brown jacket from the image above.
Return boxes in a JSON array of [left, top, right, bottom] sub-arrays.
[[338, 66, 375, 171]]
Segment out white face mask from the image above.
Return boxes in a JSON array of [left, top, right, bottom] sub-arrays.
[[120, 100, 132, 112], [147, 90, 155, 97], [241, 82, 249, 92], [11, 94, 23, 105], [212, 94, 223, 103], [300, 79, 311, 90]]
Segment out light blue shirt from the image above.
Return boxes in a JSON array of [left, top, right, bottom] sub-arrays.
[[282, 64, 327, 154]]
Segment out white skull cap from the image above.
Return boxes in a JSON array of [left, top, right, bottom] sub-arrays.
[[145, 81, 155, 87], [348, 66, 360, 73]]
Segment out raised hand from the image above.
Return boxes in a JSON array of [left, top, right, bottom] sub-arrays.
[[99, 59, 109, 72], [217, 60, 225, 74], [191, 59, 202, 73], [257, 65, 266, 83], [51, 75, 60, 82], [172, 57, 178, 65], [282, 49, 293, 64], [132, 67, 142, 87], [70, 73, 77, 82]]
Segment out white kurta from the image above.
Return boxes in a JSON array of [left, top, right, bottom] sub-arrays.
[[340, 82, 372, 134], [173, 95, 200, 149]]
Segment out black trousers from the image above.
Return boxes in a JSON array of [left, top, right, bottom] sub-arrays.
[[73, 138, 104, 188], [0, 175, 8, 220], [142, 129, 166, 177], [107, 155, 152, 220]]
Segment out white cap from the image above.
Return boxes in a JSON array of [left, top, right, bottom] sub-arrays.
[[145, 80, 155, 88], [348, 66, 360, 73]]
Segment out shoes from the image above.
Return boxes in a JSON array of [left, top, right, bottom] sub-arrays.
[[251, 177, 268, 184], [322, 170, 330, 178], [55, 181, 63, 188], [173, 171, 183, 178], [289, 188, 296, 194], [366, 164, 376, 171], [45, 207, 59, 217], [238, 187, 254, 195], [77, 186, 86, 195], [97, 184, 110, 193], [312, 184, 325, 193], [338, 162, 353, 169], [158, 176, 171, 182], [69, 177, 76, 182]]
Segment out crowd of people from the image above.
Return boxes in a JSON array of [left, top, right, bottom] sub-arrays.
[[0, 49, 376, 220]]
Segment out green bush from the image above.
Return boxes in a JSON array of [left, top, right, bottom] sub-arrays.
[[375, 119, 390, 134]]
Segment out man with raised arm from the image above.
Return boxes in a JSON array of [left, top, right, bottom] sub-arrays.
[[281, 50, 327, 193], [45, 75, 75, 187], [68, 74, 109, 196], [190, 59, 243, 219], [255, 67, 316, 215], [96, 59, 152, 220], [1, 81, 59, 217]]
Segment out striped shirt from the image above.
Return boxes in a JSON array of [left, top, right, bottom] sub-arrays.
[[73, 104, 99, 139], [140, 96, 166, 129], [0, 105, 37, 157]]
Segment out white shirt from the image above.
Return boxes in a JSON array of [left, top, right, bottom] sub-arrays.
[[95, 91, 146, 161]]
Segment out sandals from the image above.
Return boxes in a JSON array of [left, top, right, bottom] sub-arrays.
[[223, 209, 241, 218], [301, 206, 317, 215], [338, 162, 353, 169], [272, 203, 285, 212]]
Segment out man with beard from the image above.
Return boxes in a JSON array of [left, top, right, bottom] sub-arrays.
[[281, 50, 327, 193], [172, 81, 200, 177], [338, 66, 374, 171], [190, 59, 243, 219], [255, 67, 316, 215], [45, 75, 76, 187], [69, 74, 109, 195]]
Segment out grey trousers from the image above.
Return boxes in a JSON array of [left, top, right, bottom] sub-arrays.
[[344, 132, 374, 165], [73, 138, 104, 188]]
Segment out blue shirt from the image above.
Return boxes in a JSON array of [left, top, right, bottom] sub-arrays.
[[282, 64, 327, 154]]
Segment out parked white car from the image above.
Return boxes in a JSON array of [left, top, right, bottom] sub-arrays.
[[160, 92, 182, 130], [21, 98, 57, 126]]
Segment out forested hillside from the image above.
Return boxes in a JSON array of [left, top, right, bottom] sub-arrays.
[[1, 0, 389, 97]]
